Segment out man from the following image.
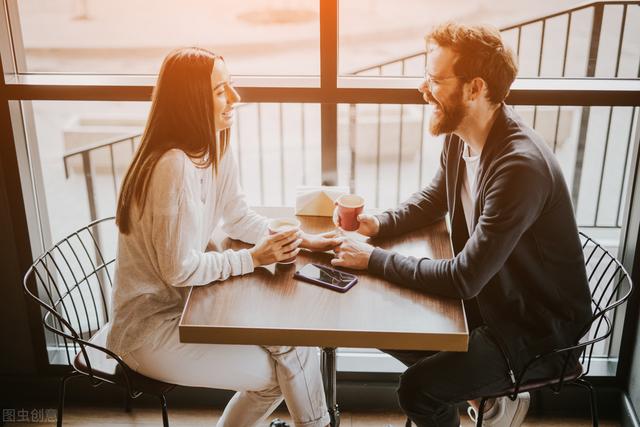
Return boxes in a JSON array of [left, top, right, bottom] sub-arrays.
[[332, 23, 592, 427]]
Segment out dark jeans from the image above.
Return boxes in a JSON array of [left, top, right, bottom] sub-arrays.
[[383, 326, 576, 427]]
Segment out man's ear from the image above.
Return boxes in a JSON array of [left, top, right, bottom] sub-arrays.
[[467, 77, 486, 102]]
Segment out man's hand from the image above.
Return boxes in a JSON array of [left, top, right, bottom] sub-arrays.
[[332, 211, 380, 237], [331, 236, 375, 270], [299, 230, 343, 252]]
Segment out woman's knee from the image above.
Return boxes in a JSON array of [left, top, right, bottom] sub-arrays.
[[265, 346, 319, 369], [249, 382, 282, 400]]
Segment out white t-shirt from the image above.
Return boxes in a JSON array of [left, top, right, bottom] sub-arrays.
[[460, 143, 481, 235]]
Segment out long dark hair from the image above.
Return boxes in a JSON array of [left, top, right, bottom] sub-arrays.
[[116, 47, 230, 234]]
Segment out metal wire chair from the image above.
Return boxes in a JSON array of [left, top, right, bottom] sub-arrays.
[[406, 231, 633, 427], [23, 217, 176, 427], [473, 231, 633, 426]]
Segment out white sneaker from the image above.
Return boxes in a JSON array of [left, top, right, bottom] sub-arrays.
[[467, 392, 530, 426]]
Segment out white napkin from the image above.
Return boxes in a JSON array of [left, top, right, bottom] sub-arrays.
[[295, 186, 350, 217]]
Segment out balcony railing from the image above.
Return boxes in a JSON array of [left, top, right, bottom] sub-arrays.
[[62, 2, 639, 233]]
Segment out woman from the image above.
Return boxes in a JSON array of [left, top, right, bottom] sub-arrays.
[[106, 47, 337, 427]]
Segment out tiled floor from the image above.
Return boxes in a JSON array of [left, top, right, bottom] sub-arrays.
[[11, 406, 618, 426]]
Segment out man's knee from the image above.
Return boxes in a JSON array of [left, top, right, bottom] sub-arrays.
[[398, 371, 427, 414], [397, 369, 445, 416]]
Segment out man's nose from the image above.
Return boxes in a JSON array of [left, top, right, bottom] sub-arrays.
[[418, 80, 427, 94]]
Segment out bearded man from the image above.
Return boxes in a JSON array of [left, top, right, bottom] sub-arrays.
[[332, 23, 592, 427]]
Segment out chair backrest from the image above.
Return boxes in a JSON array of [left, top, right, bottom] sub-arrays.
[[23, 217, 116, 369], [578, 231, 633, 375]]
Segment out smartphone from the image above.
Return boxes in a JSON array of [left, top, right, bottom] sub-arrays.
[[294, 263, 358, 293]]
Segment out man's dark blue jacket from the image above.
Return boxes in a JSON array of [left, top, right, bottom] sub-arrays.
[[369, 103, 592, 365]]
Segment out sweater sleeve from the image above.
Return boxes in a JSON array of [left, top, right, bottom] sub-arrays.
[[375, 136, 449, 237], [149, 151, 255, 287], [219, 151, 269, 244], [368, 156, 547, 299]]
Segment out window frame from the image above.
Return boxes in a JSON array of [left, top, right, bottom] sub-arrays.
[[1, 0, 639, 381]]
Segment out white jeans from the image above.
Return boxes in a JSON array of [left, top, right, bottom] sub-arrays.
[[123, 319, 330, 427]]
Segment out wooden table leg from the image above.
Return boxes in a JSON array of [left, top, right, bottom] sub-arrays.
[[322, 347, 340, 427]]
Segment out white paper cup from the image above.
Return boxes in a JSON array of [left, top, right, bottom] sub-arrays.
[[267, 218, 301, 264]]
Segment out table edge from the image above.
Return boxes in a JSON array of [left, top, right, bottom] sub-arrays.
[[178, 324, 469, 352]]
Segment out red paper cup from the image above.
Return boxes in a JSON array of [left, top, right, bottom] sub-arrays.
[[267, 218, 301, 264], [335, 195, 365, 232]]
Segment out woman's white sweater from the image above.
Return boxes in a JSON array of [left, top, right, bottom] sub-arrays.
[[106, 148, 268, 357]]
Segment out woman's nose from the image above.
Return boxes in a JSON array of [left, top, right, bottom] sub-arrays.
[[228, 86, 241, 105]]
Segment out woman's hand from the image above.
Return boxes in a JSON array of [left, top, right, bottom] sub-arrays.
[[299, 230, 343, 252], [250, 229, 302, 267], [332, 211, 380, 237]]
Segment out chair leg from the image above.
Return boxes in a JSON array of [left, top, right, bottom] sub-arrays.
[[57, 372, 81, 427], [158, 394, 169, 427], [575, 379, 598, 427], [476, 398, 488, 427]]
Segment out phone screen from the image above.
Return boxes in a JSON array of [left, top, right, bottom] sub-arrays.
[[298, 264, 355, 288]]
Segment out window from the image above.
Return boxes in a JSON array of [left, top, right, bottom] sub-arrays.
[[23, 100, 321, 246], [2, 0, 639, 374], [14, 0, 320, 75], [339, 2, 640, 78]]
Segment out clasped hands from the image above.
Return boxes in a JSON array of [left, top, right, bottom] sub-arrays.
[[329, 213, 380, 270], [251, 214, 380, 269]]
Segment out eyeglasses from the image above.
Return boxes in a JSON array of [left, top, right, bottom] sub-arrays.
[[423, 71, 462, 90]]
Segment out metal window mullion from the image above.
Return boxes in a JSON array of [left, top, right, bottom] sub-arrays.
[[3, 0, 26, 73], [375, 104, 382, 208], [396, 105, 404, 205], [320, 0, 337, 185], [0, 21, 52, 371], [615, 98, 640, 379], [571, 4, 605, 210], [257, 104, 265, 205], [300, 104, 307, 186], [561, 12, 572, 77], [279, 103, 285, 204], [614, 5, 628, 78], [7, 83, 640, 105], [235, 109, 243, 187], [594, 106, 614, 226], [616, 107, 637, 228], [537, 19, 546, 77]]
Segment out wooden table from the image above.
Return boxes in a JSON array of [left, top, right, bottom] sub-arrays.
[[179, 207, 468, 426]]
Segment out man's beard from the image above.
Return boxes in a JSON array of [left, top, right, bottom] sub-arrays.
[[425, 87, 466, 136]]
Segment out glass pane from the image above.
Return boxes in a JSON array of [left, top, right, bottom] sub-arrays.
[[338, 103, 638, 243], [27, 100, 320, 242], [16, 0, 320, 75], [22, 99, 320, 364], [338, 102, 638, 359], [339, 2, 640, 78]]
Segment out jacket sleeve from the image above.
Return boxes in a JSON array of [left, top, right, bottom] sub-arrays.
[[375, 136, 450, 237], [149, 152, 255, 287], [368, 156, 548, 299]]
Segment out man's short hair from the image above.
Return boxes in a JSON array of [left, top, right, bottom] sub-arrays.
[[427, 22, 518, 104]]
